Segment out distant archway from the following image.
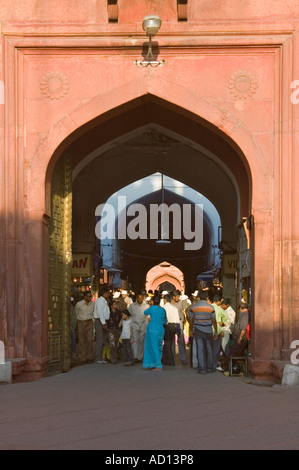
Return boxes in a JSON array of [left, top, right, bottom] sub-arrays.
[[146, 262, 185, 293]]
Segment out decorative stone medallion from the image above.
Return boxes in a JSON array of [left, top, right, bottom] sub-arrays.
[[228, 71, 258, 99], [40, 72, 69, 100]]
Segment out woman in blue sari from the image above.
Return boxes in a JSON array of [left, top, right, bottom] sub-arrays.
[[143, 294, 167, 371]]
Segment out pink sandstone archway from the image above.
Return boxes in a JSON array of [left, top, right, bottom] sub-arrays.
[[25, 79, 275, 382], [146, 262, 185, 293], [37, 92, 266, 380]]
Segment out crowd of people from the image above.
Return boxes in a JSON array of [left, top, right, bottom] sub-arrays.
[[71, 286, 250, 375]]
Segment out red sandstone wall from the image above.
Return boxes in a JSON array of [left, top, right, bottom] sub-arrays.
[[1, 0, 299, 24]]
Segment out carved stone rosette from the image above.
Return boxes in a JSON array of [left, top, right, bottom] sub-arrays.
[[228, 71, 258, 99], [40, 71, 69, 100]]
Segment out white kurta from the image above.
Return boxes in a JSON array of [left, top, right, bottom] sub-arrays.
[[128, 301, 149, 360]]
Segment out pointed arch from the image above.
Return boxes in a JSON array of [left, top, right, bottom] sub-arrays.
[[27, 77, 269, 221], [146, 262, 185, 293]]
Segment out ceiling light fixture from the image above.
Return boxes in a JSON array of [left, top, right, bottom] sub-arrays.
[[156, 173, 171, 244]]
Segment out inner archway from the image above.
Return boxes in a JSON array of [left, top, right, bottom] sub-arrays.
[[98, 171, 221, 294], [146, 262, 185, 293]]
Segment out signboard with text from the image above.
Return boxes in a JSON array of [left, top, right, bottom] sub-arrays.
[[71, 254, 91, 277], [223, 254, 238, 275]]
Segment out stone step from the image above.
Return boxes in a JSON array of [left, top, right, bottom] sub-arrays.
[[282, 364, 299, 386], [0, 362, 12, 384]]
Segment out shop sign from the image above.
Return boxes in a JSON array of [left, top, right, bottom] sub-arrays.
[[223, 254, 238, 274], [72, 254, 91, 276]]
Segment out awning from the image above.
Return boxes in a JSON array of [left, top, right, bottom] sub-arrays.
[[101, 265, 123, 272], [196, 272, 214, 283]]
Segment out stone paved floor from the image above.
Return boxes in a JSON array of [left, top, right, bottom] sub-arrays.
[[0, 362, 299, 450]]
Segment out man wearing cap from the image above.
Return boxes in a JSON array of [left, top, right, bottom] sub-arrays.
[[128, 293, 149, 362], [160, 290, 168, 306], [121, 290, 133, 308]]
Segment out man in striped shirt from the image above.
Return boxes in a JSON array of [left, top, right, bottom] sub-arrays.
[[189, 290, 218, 374]]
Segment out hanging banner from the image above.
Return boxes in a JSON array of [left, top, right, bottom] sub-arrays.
[[72, 254, 92, 276]]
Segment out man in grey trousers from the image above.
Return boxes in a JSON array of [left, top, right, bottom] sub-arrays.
[[94, 286, 111, 364]]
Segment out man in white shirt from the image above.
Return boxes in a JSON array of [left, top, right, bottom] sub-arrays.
[[220, 298, 236, 357], [171, 290, 187, 365], [162, 294, 180, 365], [128, 293, 149, 362], [94, 286, 111, 364]]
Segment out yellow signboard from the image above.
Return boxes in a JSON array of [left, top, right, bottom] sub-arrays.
[[223, 254, 238, 275], [72, 254, 91, 277]]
